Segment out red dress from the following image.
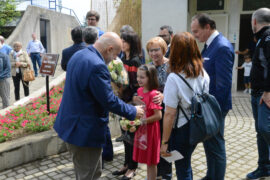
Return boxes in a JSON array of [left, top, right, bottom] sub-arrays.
[[133, 87, 162, 165]]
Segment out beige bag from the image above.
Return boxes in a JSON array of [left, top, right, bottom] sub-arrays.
[[23, 67, 35, 82]]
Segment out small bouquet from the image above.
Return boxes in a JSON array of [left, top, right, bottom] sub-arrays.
[[120, 119, 141, 133], [107, 57, 129, 86]]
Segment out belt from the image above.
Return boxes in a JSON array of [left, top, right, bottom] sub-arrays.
[[30, 52, 40, 54]]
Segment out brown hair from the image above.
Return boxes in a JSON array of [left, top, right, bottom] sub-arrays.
[[86, 10, 100, 22], [146, 37, 167, 55], [138, 64, 159, 91], [169, 32, 204, 78]]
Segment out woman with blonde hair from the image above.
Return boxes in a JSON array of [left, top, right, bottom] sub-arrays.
[[160, 32, 210, 179], [9, 42, 32, 101]]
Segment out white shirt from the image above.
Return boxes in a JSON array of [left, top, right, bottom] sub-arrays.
[[164, 70, 210, 128], [206, 30, 219, 48], [26, 40, 45, 54], [241, 61, 252, 76]]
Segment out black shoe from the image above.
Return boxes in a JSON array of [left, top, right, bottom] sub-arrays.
[[112, 168, 128, 176], [121, 172, 136, 180], [200, 177, 210, 180], [116, 135, 124, 142]]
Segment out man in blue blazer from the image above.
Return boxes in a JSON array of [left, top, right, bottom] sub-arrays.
[[191, 14, 234, 180], [61, 26, 86, 71], [54, 32, 144, 180]]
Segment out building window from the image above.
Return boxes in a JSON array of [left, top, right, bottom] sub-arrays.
[[197, 0, 224, 11], [243, 0, 270, 11]]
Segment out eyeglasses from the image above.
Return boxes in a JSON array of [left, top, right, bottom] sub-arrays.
[[158, 34, 169, 38], [148, 48, 161, 53], [87, 18, 96, 21]]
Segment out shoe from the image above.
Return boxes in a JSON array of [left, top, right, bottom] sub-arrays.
[[121, 171, 136, 180], [246, 168, 270, 179], [116, 135, 124, 142], [199, 177, 210, 180], [112, 168, 128, 176]]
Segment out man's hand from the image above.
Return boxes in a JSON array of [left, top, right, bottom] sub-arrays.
[[160, 144, 171, 157], [152, 91, 163, 105], [260, 92, 270, 108], [135, 105, 145, 119], [133, 95, 144, 105]]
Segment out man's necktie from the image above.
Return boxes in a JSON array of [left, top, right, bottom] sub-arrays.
[[201, 43, 207, 55]]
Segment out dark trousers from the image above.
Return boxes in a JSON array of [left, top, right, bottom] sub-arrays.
[[124, 132, 138, 170], [158, 106, 172, 179], [30, 53, 42, 76], [102, 126, 114, 162], [251, 95, 270, 170], [12, 71, 29, 101], [202, 111, 228, 180], [170, 123, 196, 180]]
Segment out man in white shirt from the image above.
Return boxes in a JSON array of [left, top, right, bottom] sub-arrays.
[[26, 33, 45, 77]]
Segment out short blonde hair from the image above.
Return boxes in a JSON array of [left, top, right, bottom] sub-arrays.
[[146, 37, 167, 55], [13, 41, 22, 48]]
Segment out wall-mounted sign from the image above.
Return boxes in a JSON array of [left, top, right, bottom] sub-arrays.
[[40, 54, 59, 76]]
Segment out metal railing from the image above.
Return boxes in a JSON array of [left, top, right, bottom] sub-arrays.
[[15, 0, 82, 26]]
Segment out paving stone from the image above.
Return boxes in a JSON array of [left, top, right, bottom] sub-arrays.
[[25, 168, 39, 176], [15, 174, 24, 179]]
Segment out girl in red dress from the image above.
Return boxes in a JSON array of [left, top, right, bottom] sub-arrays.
[[133, 64, 162, 180]]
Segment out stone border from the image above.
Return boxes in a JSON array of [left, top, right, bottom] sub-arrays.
[[0, 129, 66, 171]]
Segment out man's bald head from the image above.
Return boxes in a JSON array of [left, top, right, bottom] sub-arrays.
[[94, 32, 122, 64], [0, 36, 4, 44]]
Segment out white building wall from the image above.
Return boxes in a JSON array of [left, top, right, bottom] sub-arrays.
[[227, 0, 242, 92], [142, 0, 188, 55]]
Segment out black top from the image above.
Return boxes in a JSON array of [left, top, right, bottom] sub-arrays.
[[61, 42, 86, 71], [251, 26, 270, 94], [121, 55, 141, 102]]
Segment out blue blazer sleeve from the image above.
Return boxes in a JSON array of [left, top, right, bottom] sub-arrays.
[[213, 46, 234, 110], [89, 63, 137, 120]]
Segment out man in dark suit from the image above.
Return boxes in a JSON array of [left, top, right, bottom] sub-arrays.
[[191, 13, 234, 180], [61, 26, 86, 71], [54, 32, 144, 180]]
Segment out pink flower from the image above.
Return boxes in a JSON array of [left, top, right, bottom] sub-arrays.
[[3, 133, 7, 136]]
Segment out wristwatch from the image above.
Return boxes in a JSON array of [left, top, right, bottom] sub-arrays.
[[161, 140, 169, 145]]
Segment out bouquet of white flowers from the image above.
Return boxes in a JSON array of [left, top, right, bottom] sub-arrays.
[[107, 57, 129, 86], [120, 119, 141, 133]]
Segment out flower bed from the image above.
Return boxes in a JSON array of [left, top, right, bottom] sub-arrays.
[[0, 86, 63, 143]]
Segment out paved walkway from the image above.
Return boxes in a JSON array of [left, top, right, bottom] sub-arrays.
[[0, 92, 269, 180], [0, 61, 64, 109]]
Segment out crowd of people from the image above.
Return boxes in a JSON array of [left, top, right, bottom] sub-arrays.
[[0, 32, 45, 109], [0, 7, 270, 180]]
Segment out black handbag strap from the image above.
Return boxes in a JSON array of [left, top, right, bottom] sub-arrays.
[[175, 73, 194, 92], [174, 73, 192, 128]]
